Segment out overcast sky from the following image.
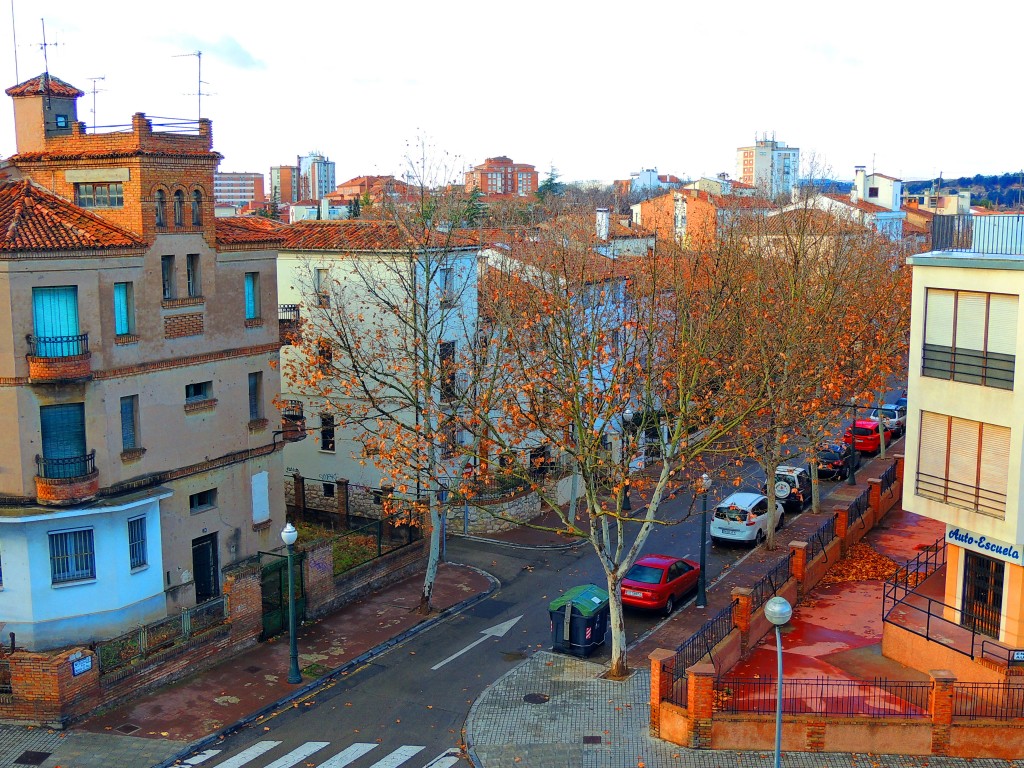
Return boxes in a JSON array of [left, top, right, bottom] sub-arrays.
[[4, 0, 1021, 187]]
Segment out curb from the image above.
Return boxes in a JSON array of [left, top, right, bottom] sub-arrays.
[[153, 564, 500, 768], [455, 532, 587, 551]]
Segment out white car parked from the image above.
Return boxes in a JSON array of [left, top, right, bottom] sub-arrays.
[[710, 491, 785, 547], [868, 404, 908, 438]]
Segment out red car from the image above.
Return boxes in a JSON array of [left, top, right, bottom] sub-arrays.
[[843, 419, 894, 454], [620, 554, 700, 616]]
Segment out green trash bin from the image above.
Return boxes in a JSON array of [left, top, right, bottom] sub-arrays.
[[549, 584, 609, 657]]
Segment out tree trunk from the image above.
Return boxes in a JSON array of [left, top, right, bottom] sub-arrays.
[[605, 574, 629, 678], [419, 501, 441, 614]]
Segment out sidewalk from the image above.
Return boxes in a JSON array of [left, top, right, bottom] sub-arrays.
[[3, 446, 1013, 768]]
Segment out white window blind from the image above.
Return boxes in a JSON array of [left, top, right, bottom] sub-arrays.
[[924, 289, 954, 346], [987, 294, 1018, 356], [955, 292, 987, 350]]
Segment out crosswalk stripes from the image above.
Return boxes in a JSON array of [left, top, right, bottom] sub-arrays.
[[193, 741, 460, 768]]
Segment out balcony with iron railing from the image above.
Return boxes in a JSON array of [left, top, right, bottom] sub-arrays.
[[26, 333, 92, 382], [34, 449, 99, 506], [931, 213, 1024, 255], [278, 304, 301, 345], [280, 401, 307, 442]]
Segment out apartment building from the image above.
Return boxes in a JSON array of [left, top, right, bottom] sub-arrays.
[[736, 136, 800, 200], [464, 156, 538, 198], [270, 165, 299, 205], [298, 153, 335, 201], [899, 213, 1024, 670], [0, 73, 285, 650], [214, 171, 266, 207]]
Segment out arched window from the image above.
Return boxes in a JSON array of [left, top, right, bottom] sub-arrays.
[[192, 190, 203, 227], [155, 190, 166, 227], [173, 190, 184, 227]]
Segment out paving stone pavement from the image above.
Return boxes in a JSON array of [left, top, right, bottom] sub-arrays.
[[465, 651, 1023, 768], [0, 725, 184, 768]]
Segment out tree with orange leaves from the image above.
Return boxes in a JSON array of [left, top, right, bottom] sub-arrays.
[[719, 193, 913, 548], [467, 210, 767, 677], [280, 144, 485, 613]]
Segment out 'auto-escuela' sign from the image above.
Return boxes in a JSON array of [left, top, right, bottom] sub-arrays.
[[946, 526, 1021, 565]]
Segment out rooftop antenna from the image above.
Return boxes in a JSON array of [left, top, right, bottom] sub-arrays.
[[173, 49, 209, 120], [38, 18, 61, 108], [86, 76, 105, 130], [9, 0, 17, 83]]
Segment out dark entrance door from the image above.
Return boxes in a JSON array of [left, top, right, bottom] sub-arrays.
[[191, 533, 220, 603], [961, 550, 1004, 639], [260, 551, 306, 640]]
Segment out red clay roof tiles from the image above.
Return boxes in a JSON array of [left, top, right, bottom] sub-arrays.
[[0, 180, 144, 252], [281, 220, 479, 251], [215, 216, 289, 246], [6, 73, 84, 98]]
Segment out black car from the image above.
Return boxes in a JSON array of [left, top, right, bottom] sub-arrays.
[[816, 442, 860, 480]]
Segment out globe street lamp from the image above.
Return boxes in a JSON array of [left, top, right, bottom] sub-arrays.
[[281, 522, 302, 684], [765, 595, 793, 768], [696, 472, 711, 609]]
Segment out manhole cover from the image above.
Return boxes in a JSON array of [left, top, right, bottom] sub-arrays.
[[582, 736, 602, 744], [523, 693, 550, 704], [115, 723, 140, 735], [14, 752, 51, 766], [245, 665, 262, 674]]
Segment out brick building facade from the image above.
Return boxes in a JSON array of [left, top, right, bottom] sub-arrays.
[[0, 73, 286, 651]]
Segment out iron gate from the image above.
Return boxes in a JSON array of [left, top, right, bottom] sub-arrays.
[[260, 550, 306, 640]]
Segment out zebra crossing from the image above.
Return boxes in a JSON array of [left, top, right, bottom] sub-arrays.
[[181, 740, 462, 768]]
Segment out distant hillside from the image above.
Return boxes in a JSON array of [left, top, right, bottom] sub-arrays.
[[905, 173, 1024, 210]]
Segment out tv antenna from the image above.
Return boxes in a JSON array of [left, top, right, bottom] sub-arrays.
[[173, 49, 210, 120], [38, 18, 61, 107], [86, 76, 105, 130]]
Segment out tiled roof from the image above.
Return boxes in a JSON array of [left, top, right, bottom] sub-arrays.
[[281, 220, 479, 251], [10, 149, 220, 162], [902, 219, 929, 236], [826, 194, 892, 215], [215, 216, 289, 246], [6, 73, 84, 98], [870, 173, 901, 181], [0, 180, 144, 252], [757, 208, 869, 235]]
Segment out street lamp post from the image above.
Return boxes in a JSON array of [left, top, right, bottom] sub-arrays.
[[765, 596, 793, 768], [846, 404, 859, 486], [696, 472, 711, 609], [621, 407, 633, 513], [281, 522, 302, 684]]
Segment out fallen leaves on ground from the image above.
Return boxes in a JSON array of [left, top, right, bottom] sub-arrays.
[[820, 542, 898, 584]]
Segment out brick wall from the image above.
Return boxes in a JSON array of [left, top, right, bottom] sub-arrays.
[[164, 312, 205, 338]]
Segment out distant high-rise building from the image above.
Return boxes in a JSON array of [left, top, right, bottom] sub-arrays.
[[464, 156, 538, 198], [298, 153, 335, 201], [270, 165, 299, 204], [214, 171, 265, 207], [736, 135, 800, 199]]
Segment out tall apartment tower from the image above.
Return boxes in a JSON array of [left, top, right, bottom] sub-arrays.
[[214, 171, 266, 207], [270, 164, 299, 205], [735, 135, 800, 200], [298, 152, 336, 201], [0, 73, 286, 650]]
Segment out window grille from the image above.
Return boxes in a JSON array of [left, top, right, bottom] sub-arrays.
[[128, 516, 147, 569], [49, 529, 96, 584]]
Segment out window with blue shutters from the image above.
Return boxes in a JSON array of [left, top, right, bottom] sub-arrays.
[[32, 286, 81, 357], [114, 282, 135, 336], [244, 272, 261, 320], [120, 395, 138, 451], [248, 372, 262, 420], [39, 403, 89, 479]]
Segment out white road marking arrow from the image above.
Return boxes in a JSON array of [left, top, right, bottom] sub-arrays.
[[430, 615, 523, 670]]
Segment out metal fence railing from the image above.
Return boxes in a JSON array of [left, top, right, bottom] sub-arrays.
[[932, 213, 1024, 256], [0, 657, 10, 695], [953, 682, 1024, 720], [750, 554, 793, 614], [806, 514, 838, 562], [670, 601, 737, 688], [847, 487, 870, 529], [27, 332, 90, 358], [96, 596, 228, 674], [324, 507, 422, 577], [35, 449, 96, 480], [915, 470, 1007, 519], [879, 460, 898, 497], [714, 677, 932, 718]]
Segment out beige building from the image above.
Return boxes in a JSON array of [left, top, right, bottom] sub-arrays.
[[902, 214, 1024, 657], [0, 73, 286, 650]]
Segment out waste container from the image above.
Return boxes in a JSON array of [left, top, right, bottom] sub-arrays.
[[548, 584, 609, 658]]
